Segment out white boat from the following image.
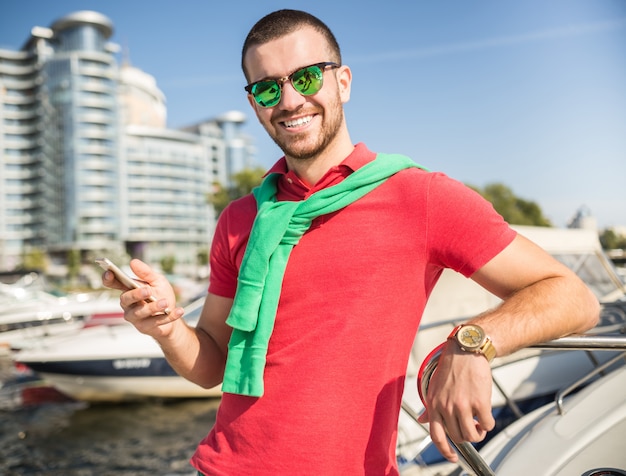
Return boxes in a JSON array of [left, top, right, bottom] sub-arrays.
[[398, 225, 626, 470], [0, 273, 125, 348], [11, 296, 221, 402], [478, 351, 626, 475], [411, 335, 626, 476], [398, 305, 626, 473]]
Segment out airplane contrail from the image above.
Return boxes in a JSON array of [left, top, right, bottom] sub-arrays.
[[348, 17, 626, 64]]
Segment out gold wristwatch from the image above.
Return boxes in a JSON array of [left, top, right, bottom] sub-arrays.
[[448, 324, 497, 363]]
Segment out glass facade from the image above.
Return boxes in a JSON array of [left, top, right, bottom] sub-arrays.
[[0, 11, 255, 275], [0, 48, 42, 269]]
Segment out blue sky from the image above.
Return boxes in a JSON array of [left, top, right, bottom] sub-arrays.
[[2, 0, 625, 228]]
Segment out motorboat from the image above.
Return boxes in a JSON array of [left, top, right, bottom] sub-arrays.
[[478, 354, 626, 475], [0, 273, 125, 348], [398, 302, 626, 472], [11, 295, 221, 402], [409, 334, 626, 476], [398, 225, 626, 469]]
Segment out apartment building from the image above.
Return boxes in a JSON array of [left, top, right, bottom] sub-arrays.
[[0, 11, 255, 275]]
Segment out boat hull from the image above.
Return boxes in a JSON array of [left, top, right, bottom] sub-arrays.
[[32, 370, 220, 402], [12, 298, 221, 402], [479, 366, 626, 475]]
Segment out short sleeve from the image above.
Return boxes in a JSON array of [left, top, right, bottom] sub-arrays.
[[425, 172, 517, 277]]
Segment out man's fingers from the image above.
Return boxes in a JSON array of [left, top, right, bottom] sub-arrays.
[[476, 407, 496, 434], [130, 258, 161, 283], [425, 402, 495, 462], [102, 270, 128, 291], [429, 415, 459, 463]]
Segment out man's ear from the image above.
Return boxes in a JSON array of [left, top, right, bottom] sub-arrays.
[[337, 65, 352, 104]]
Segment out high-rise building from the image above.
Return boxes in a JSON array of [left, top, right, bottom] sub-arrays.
[[0, 11, 255, 276]]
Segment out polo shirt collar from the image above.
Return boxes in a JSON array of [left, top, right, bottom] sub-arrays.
[[265, 143, 376, 201]]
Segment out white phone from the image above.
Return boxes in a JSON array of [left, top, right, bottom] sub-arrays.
[[95, 257, 156, 303]]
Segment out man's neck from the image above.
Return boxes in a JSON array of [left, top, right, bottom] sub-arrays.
[[284, 135, 355, 187]]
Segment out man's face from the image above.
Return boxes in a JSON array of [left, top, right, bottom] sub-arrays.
[[243, 27, 351, 161]]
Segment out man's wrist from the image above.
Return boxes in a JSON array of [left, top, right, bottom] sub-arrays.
[[448, 324, 497, 363]]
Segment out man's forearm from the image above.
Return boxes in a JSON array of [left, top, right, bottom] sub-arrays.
[[471, 275, 600, 357], [156, 320, 227, 389]]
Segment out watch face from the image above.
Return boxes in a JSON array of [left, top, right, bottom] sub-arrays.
[[458, 325, 484, 349]]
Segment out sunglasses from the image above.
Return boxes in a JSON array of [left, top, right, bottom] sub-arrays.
[[245, 62, 340, 108]]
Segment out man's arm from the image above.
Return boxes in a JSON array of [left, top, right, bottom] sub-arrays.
[[419, 233, 600, 462], [104, 259, 234, 389], [157, 292, 234, 389]]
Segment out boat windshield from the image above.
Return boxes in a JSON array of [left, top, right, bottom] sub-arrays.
[[553, 251, 625, 302]]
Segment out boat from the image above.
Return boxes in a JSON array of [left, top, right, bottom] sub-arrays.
[[11, 295, 221, 402], [0, 272, 125, 348], [398, 225, 626, 469], [398, 302, 626, 472], [410, 334, 626, 476]]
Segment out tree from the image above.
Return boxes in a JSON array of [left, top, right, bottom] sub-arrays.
[[160, 255, 176, 274], [208, 167, 266, 215], [468, 183, 552, 227], [22, 247, 48, 271], [67, 249, 81, 281], [197, 248, 209, 266], [600, 229, 626, 250]]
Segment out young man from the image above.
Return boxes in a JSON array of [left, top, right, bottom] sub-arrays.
[[104, 9, 599, 475]]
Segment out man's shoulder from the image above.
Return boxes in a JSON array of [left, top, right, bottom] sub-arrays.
[[218, 193, 258, 229], [223, 193, 258, 215]]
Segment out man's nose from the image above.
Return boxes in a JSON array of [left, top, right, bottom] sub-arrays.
[[278, 81, 307, 110]]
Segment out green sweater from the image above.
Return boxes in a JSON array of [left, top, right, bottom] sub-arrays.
[[222, 153, 426, 396]]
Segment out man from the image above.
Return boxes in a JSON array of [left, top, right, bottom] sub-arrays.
[[104, 9, 599, 475]]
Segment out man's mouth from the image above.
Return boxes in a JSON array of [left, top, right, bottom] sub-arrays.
[[282, 115, 314, 128]]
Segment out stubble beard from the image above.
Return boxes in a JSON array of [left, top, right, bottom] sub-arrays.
[[266, 92, 344, 161]]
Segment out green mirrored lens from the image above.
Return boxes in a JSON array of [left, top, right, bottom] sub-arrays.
[[291, 65, 324, 96], [252, 81, 281, 107], [249, 64, 330, 107]]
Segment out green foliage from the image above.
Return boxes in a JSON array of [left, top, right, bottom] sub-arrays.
[[22, 247, 49, 271], [599, 229, 626, 250], [208, 166, 266, 215], [468, 183, 552, 227], [67, 249, 81, 279], [197, 248, 209, 266], [160, 255, 176, 274]]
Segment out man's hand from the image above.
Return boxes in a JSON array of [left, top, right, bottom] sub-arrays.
[[101, 258, 184, 338], [417, 340, 495, 462]]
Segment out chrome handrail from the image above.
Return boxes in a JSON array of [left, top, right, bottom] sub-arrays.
[[530, 334, 626, 350], [553, 351, 625, 414], [417, 334, 626, 476]]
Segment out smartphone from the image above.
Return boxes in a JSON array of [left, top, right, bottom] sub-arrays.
[[95, 257, 157, 303]]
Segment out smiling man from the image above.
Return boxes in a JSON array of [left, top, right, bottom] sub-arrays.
[[103, 9, 600, 475]]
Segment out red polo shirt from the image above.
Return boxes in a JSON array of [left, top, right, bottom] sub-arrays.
[[193, 143, 515, 475]]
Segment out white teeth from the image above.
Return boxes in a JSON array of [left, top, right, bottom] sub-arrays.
[[284, 116, 312, 128]]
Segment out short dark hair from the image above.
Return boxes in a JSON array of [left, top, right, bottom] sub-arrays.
[[241, 9, 342, 80]]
